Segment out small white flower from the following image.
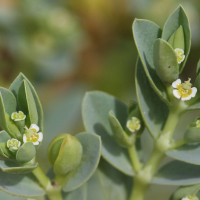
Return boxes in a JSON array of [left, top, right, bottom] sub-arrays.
[[175, 48, 185, 64], [196, 120, 200, 127], [172, 78, 197, 101], [182, 195, 199, 200], [7, 138, 21, 152], [126, 117, 141, 133], [23, 124, 43, 145], [11, 111, 26, 121]]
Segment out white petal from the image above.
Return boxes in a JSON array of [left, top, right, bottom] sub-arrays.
[[190, 87, 197, 97], [182, 96, 191, 101], [33, 141, 39, 145], [38, 132, 43, 142], [30, 124, 39, 132], [18, 141, 21, 147], [182, 197, 190, 200], [136, 123, 141, 130], [126, 121, 135, 132], [175, 48, 184, 54], [173, 90, 181, 99], [172, 79, 181, 88], [12, 147, 18, 150], [23, 135, 27, 143]]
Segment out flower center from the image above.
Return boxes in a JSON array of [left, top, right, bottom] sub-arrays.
[[177, 78, 193, 98], [11, 111, 26, 121], [7, 139, 21, 151], [26, 133, 39, 143], [127, 117, 141, 132]]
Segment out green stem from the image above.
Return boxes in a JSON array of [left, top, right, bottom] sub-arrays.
[[170, 138, 186, 149], [129, 105, 183, 200], [128, 145, 142, 173]]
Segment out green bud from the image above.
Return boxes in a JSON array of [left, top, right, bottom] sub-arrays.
[[184, 116, 200, 143], [11, 111, 26, 133], [48, 134, 83, 176]]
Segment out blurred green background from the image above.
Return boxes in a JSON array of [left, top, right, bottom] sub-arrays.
[[1, 0, 200, 199]]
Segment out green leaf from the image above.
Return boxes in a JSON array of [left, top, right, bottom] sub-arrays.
[[63, 184, 87, 200], [152, 160, 200, 185], [108, 111, 135, 148], [135, 58, 169, 138], [194, 60, 200, 92], [0, 190, 29, 200], [168, 32, 175, 47], [162, 6, 191, 72], [170, 184, 200, 200], [153, 39, 179, 84], [62, 132, 101, 192], [0, 130, 11, 142], [0, 88, 21, 139], [0, 159, 38, 174], [9, 73, 43, 131], [82, 91, 133, 176], [0, 171, 45, 197], [173, 25, 185, 50], [97, 158, 133, 200], [0, 143, 14, 158], [132, 19, 169, 105], [87, 172, 106, 200], [18, 80, 38, 126], [16, 142, 36, 163], [166, 143, 200, 165]]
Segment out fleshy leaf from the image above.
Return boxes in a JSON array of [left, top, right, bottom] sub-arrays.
[[166, 143, 200, 165], [153, 39, 179, 84], [170, 184, 200, 200], [132, 19, 169, 105], [97, 158, 132, 200], [0, 170, 45, 197], [18, 80, 38, 126], [82, 91, 133, 176], [108, 111, 135, 148], [162, 5, 191, 73], [0, 159, 38, 174], [16, 142, 36, 163], [63, 184, 87, 200], [9, 73, 43, 131], [135, 58, 169, 138], [62, 132, 101, 192], [152, 160, 200, 185], [0, 130, 11, 142], [0, 88, 21, 139], [173, 25, 185, 50]]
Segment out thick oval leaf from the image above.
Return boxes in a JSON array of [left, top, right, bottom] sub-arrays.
[[0, 170, 45, 197], [0, 88, 21, 139], [0, 159, 38, 174], [82, 91, 133, 176], [132, 19, 169, 105], [136, 58, 169, 138], [9, 73, 43, 131], [87, 172, 106, 200], [97, 158, 133, 200], [18, 80, 38, 126], [62, 132, 101, 192], [0, 190, 29, 200], [170, 184, 200, 200], [166, 143, 200, 165], [152, 160, 200, 185], [173, 25, 185, 50], [0, 130, 11, 142], [153, 39, 179, 84], [162, 6, 191, 73], [63, 184, 87, 200], [16, 142, 36, 163]]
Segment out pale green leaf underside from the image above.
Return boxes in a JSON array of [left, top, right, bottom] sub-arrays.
[[166, 143, 200, 165], [97, 158, 132, 200], [63, 132, 101, 192], [133, 19, 169, 105], [152, 160, 200, 185], [162, 5, 191, 73], [0, 170, 45, 197], [82, 91, 133, 176], [135, 58, 168, 138], [63, 184, 87, 200]]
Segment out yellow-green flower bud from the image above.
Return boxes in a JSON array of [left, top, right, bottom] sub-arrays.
[[7, 138, 21, 152], [48, 134, 83, 176]]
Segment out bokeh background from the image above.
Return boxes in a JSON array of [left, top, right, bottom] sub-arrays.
[[1, 0, 200, 199]]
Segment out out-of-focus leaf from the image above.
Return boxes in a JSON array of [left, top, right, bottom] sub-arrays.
[[82, 91, 133, 176], [62, 132, 101, 192], [97, 158, 132, 200], [152, 160, 200, 185], [0, 170, 45, 197], [166, 143, 200, 165], [162, 6, 191, 73], [135, 58, 168, 138], [132, 19, 169, 105]]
